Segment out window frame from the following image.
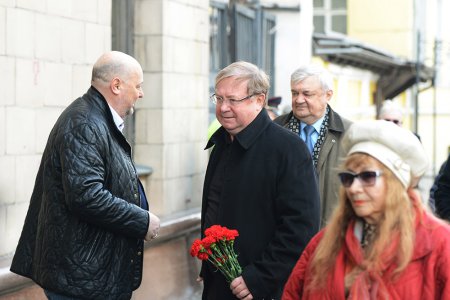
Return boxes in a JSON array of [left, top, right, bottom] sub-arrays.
[[313, 0, 347, 35]]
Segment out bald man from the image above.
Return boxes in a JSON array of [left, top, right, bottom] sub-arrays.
[[10, 51, 160, 300]]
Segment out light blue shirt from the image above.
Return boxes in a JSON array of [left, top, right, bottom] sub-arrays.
[[299, 114, 326, 147]]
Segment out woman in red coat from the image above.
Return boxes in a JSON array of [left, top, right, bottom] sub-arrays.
[[282, 120, 450, 300]]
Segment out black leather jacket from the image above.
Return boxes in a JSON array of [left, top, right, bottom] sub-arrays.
[[10, 87, 149, 300]]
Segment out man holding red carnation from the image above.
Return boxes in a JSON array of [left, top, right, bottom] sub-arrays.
[[199, 61, 320, 299]]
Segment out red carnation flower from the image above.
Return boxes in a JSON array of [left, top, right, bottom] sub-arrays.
[[190, 239, 202, 257], [190, 225, 242, 283]]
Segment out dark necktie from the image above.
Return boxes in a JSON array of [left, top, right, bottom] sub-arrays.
[[304, 125, 315, 155], [138, 180, 148, 210]]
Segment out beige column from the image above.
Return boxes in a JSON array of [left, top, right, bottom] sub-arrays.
[[133, 0, 209, 217]]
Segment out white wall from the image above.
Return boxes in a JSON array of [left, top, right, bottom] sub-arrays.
[[0, 0, 111, 257], [263, 0, 313, 112]]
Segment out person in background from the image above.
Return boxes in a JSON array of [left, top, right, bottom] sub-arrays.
[[10, 51, 160, 300], [208, 118, 221, 140], [433, 150, 450, 221], [282, 120, 450, 300], [266, 96, 282, 120], [274, 64, 351, 226], [377, 99, 421, 141], [200, 61, 320, 300], [428, 158, 447, 213], [377, 99, 403, 126]]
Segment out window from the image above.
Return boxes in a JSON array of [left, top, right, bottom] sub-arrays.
[[313, 0, 347, 34], [209, 3, 229, 76]]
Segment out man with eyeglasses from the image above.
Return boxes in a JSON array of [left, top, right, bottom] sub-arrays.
[[274, 64, 352, 227], [199, 61, 320, 300], [377, 99, 421, 141], [378, 99, 403, 126]]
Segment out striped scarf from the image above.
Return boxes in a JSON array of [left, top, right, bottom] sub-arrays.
[[286, 106, 330, 168]]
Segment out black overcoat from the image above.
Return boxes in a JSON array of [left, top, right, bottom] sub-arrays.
[[201, 109, 320, 299]]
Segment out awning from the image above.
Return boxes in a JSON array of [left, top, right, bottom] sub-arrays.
[[312, 33, 434, 99]]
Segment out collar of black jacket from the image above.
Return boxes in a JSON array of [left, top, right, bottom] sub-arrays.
[[87, 86, 108, 111], [88, 86, 120, 132], [205, 108, 270, 150], [87, 86, 132, 151]]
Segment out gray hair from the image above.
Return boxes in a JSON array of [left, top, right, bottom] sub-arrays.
[[91, 51, 141, 84], [215, 61, 270, 97], [379, 99, 403, 119], [291, 65, 333, 92]]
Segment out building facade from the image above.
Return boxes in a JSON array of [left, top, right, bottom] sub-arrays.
[[0, 0, 208, 298], [1, 0, 449, 298]]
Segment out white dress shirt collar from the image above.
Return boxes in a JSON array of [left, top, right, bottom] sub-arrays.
[[108, 105, 124, 133]]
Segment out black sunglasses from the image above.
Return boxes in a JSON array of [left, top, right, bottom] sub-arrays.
[[338, 171, 383, 188], [384, 119, 401, 125]]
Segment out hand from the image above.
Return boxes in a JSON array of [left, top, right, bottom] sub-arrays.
[[144, 212, 160, 241], [230, 276, 253, 300]]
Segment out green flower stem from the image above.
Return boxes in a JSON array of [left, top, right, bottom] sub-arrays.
[[208, 252, 234, 282], [224, 241, 242, 276], [207, 240, 242, 282]]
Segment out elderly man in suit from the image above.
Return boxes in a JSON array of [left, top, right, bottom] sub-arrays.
[[274, 64, 352, 226]]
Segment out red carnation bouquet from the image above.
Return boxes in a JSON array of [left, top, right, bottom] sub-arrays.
[[190, 225, 242, 282]]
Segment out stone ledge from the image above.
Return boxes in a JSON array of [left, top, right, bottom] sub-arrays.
[[0, 266, 32, 296], [0, 209, 201, 297], [136, 164, 154, 177]]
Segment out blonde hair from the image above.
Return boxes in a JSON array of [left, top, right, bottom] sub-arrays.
[[306, 153, 418, 290]]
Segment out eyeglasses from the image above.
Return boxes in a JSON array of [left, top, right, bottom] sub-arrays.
[[384, 119, 401, 125], [210, 94, 256, 106], [338, 171, 383, 188]]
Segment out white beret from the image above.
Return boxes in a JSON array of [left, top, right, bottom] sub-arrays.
[[341, 120, 428, 188]]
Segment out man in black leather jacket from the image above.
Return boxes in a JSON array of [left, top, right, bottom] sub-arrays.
[[10, 51, 160, 300]]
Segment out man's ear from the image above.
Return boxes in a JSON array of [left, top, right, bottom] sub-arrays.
[[111, 77, 121, 95], [325, 90, 333, 102], [257, 93, 266, 109]]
